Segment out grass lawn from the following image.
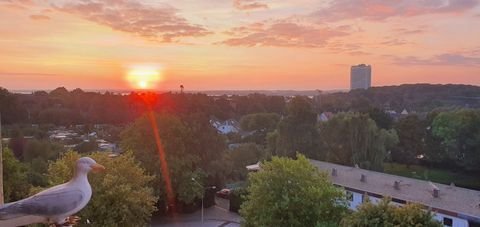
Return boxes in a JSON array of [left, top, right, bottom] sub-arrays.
[[384, 163, 480, 190]]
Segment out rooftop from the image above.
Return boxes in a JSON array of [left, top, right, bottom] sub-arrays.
[[310, 159, 480, 219]]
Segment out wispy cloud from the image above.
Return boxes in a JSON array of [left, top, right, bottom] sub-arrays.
[[393, 27, 428, 35], [0, 0, 34, 10], [381, 37, 409, 46], [220, 20, 349, 48], [29, 14, 50, 20], [327, 41, 371, 55], [3, 0, 34, 5], [0, 72, 58, 77], [53, 0, 211, 42], [311, 0, 479, 21], [233, 0, 268, 10], [390, 52, 480, 66]]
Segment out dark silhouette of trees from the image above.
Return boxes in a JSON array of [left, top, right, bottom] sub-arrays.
[[271, 96, 318, 158]]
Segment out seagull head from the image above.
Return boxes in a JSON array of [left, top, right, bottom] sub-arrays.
[[76, 157, 105, 174]]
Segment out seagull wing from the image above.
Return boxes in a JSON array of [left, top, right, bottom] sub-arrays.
[[0, 186, 85, 220]]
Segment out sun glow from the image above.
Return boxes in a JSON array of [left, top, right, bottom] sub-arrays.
[[126, 65, 163, 90]]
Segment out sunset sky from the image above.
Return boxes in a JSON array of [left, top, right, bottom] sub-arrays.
[[0, 0, 479, 91]]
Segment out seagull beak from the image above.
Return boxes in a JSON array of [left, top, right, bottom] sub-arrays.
[[91, 163, 106, 173]]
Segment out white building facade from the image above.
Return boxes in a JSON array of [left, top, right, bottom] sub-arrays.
[[350, 64, 372, 90]]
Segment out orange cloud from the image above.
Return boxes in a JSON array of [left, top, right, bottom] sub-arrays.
[[53, 0, 211, 42], [233, 0, 268, 11], [29, 14, 50, 20], [389, 52, 480, 66], [311, 0, 479, 21], [220, 21, 349, 48], [0, 0, 34, 10]]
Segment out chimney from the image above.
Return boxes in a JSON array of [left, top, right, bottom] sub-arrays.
[[394, 181, 400, 190], [332, 168, 337, 176], [429, 182, 440, 198], [360, 174, 366, 182]]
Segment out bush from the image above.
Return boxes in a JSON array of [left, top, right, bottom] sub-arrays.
[[229, 188, 247, 213]]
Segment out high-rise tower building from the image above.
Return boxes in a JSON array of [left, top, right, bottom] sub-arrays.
[[350, 64, 371, 90]]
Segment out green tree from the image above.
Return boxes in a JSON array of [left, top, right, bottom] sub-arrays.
[[0, 87, 27, 124], [23, 139, 64, 187], [74, 140, 98, 154], [273, 97, 318, 158], [181, 113, 229, 187], [121, 112, 227, 209], [47, 151, 157, 227], [423, 111, 449, 166], [392, 115, 425, 165], [228, 143, 266, 180], [319, 112, 398, 171], [2, 148, 31, 202], [240, 113, 280, 132], [432, 109, 480, 171], [8, 126, 26, 159], [368, 107, 393, 130], [240, 154, 347, 227], [340, 198, 442, 227], [240, 113, 281, 145]]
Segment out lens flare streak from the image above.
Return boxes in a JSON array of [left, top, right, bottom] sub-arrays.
[[147, 110, 176, 211]]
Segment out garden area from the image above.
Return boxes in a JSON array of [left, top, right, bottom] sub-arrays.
[[384, 163, 480, 190]]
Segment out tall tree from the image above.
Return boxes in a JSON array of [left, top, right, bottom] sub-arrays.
[[121, 112, 228, 209], [0, 88, 27, 124], [2, 148, 30, 203], [423, 111, 449, 166], [368, 107, 393, 130], [319, 113, 398, 171], [432, 109, 480, 171], [240, 113, 280, 132], [240, 113, 280, 145], [228, 143, 266, 180], [273, 97, 318, 158], [241, 154, 347, 227], [392, 115, 425, 165], [23, 139, 64, 186]]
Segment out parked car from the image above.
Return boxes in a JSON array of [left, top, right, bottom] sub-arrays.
[[216, 188, 231, 199]]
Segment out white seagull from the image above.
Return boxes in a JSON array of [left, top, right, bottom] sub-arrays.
[[0, 157, 105, 227]]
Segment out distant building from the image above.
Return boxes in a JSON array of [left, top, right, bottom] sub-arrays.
[[351, 64, 371, 90], [210, 117, 240, 134], [318, 112, 335, 122], [246, 162, 261, 172], [311, 160, 480, 227]]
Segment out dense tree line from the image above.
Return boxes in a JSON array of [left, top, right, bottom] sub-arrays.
[[0, 87, 286, 126], [315, 84, 480, 113], [264, 96, 480, 176]]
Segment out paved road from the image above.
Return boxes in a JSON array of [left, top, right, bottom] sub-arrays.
[[151, 198, 241, 227]]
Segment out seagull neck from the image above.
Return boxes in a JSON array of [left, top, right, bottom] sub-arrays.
[[71, 170, 89, 184]]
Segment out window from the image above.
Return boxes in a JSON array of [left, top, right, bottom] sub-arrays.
[[443, 217, 453, 227], [346, 191, 353, 202]]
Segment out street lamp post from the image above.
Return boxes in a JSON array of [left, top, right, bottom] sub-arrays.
[[192, 177, 216, 226]]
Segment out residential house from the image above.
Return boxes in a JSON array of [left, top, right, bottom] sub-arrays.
[[311, 160, 480, 227]]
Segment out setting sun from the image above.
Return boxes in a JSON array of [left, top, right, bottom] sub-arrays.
[[126, 66, 163, 90]]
